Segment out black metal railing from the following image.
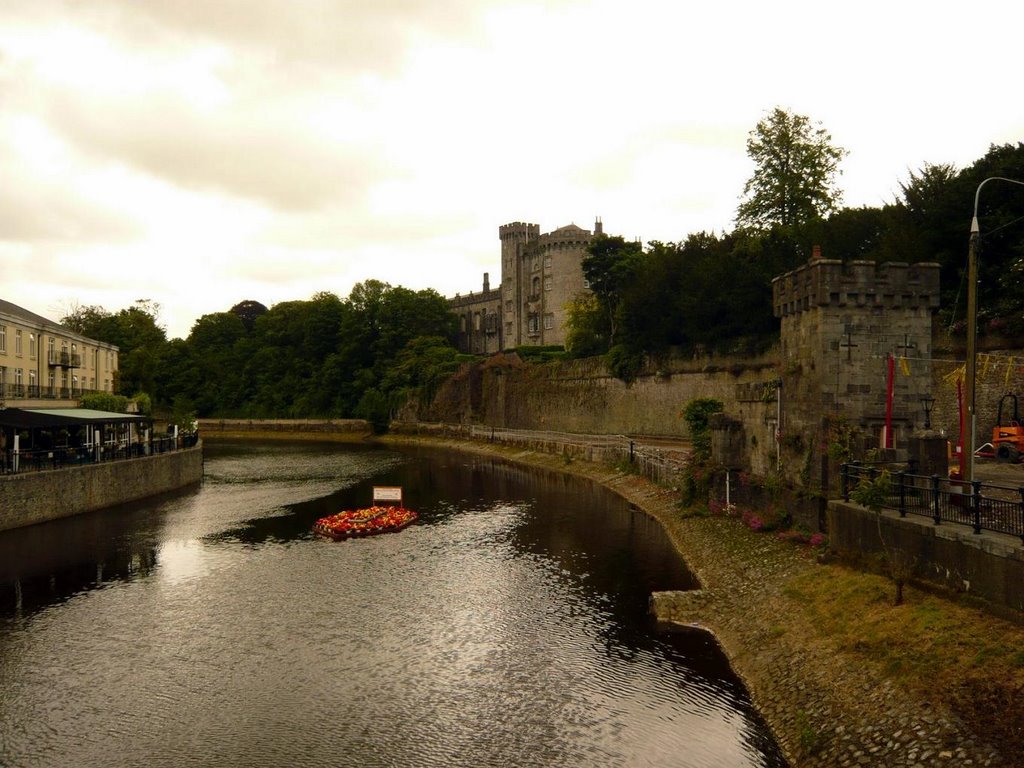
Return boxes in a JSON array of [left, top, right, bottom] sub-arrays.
[[1, 434, 199, 475], [0, 384, 107, 400], [841, 462, 1024, 543], [47, 351, 82, 367]]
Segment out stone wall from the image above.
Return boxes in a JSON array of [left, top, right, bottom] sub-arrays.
[[827, 499, 1024, 615], [199, 418, 370, 435], [424, 253, 1022, 486], [450, 273, 503, 354], [773, 255, 941, 451], [0, 444, 204, 532], [931, 350, 1024, 457], [407, 350, 784, 475]]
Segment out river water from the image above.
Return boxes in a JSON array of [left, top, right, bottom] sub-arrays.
[[0, 440, 786, 767]]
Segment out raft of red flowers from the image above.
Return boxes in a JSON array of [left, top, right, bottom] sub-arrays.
[[313, 505, 418, 540]]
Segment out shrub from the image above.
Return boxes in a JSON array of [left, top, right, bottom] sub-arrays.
[[681, 397, 724, 462]]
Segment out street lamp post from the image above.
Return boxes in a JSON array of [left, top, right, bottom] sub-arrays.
[[964, 177, 1024, 483], [920, 396, 935, 430]]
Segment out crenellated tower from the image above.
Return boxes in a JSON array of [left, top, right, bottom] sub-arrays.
[[498, 222, 540, 348], [772, 248, 941, 446]]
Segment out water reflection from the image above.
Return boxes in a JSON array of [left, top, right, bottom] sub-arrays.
[[0, 498, 164, 616], [0, 440, 786, 767]]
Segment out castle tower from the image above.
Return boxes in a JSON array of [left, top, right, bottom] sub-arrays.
[[772, 249, 941, 449], [498, 222, 539, 349]]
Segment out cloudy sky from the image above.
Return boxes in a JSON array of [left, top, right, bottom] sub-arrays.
[[2, 0, 1022, 339]]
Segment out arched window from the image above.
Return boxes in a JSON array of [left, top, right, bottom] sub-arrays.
[[531, 276, 540, 296]]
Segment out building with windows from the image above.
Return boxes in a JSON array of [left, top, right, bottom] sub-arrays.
[[0, 299, 119, 407], [451, 219, 600, 354]]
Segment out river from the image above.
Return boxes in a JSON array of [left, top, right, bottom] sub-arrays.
[[0, 440, 786, 767]]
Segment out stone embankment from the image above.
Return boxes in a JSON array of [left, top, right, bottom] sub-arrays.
[[199, 418, 371, 440], [381, 433, 1009, 768]]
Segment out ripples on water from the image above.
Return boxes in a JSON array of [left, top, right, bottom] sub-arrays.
[[0, 441, 786, 767]]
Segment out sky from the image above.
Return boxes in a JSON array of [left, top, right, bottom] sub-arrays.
[[1, 0, 1022, 340]]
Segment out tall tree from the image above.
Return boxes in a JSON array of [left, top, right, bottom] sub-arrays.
[[62, 300, 168, 398], [581, 235, 643, 349], [736, 107, 847, 230]]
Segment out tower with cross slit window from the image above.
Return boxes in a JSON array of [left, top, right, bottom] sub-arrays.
[[772, 246, 941, 447]]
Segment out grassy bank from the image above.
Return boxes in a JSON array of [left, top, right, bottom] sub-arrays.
[[782, 566, 1024, 755]]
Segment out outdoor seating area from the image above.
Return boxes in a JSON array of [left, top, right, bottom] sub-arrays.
[[0, 407, 186, 475]]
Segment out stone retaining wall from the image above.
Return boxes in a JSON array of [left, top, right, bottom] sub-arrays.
[[827, 499, 1024, 613], [199, 418, 370, 435], [0, 445, 203, 532]]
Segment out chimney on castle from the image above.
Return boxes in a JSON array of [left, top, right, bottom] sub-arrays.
[[594, 217, 603, 236], [811, 245, 822, 261], [483, 272, 490, 292]]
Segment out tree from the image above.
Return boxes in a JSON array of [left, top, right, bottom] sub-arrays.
[[229, 300, 269, 331], [563, 294, 607, 358], [581, 235, 643, 349], [62, 299, 168, 400], [736, 107, 847, 230]]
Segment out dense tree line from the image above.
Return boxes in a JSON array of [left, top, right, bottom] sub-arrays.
[[64, 282, 462, 429], [570, 119, 1024, 380]]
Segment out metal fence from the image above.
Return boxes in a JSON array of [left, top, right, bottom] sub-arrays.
[[840, 462, 1024, 542], [393, 422, 689, 486]]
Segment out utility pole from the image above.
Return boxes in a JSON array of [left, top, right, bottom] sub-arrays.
[[965, 217, 979, 483]]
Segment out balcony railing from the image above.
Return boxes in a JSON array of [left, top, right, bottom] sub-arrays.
[[0, 383, 108, 400], [47, 351, 82, 368]]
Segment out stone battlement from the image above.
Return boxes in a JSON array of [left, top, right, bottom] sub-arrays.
[[537, 224, 592, 249], [499, 222, 540, 241], [450, 288, 502, 308], [772, 256, 940, 317]]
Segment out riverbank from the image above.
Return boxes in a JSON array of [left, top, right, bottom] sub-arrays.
[[377, 433, 1019, 768], [0, 443, 204, 532], [198, 418, 371, 442]]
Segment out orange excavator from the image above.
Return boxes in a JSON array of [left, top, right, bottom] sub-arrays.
[[991, 393, 1024, 463]]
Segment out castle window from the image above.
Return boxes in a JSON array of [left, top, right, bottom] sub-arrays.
[[0, 325, 5, 353], [544, 256, 552, 270], [544, 277, 552, 291], [528, 315, 539, 334], [15, 330, 22, 356], [531, 276, 540, 296], [532, 257, 540, 272], [543, 313, 554, 330], [29, 333, 36, 360], [505, 300, 513, 312], [460, 316, 467, 332], [473, 312, 481, 331]]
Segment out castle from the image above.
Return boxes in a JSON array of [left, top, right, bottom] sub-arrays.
[[450, 219, 603, 354]]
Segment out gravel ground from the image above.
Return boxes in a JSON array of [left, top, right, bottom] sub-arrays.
[[382, 435, 1012, 768]]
